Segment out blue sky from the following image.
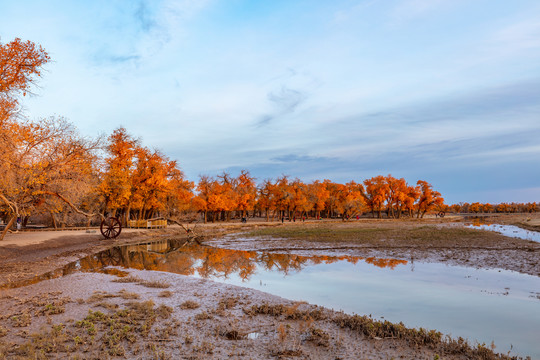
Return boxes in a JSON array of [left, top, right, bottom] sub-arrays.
[[1, 0, 540, 204]]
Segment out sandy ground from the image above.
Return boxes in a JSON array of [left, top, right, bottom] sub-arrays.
[[0, 228, 143, 247]]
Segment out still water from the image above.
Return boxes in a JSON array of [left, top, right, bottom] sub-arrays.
[[466, 223, 540, 243], [7, 239, 540, 358]]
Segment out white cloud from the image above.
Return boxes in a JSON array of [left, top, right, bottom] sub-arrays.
[[388, 0, 453, 25], [492, 19, 540, 54]]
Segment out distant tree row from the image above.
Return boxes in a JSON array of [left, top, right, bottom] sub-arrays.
[[447, 202, 538, 214], [191, 173, 443, 223]]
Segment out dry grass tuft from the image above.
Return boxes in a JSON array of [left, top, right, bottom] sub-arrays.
[[139, 280, 171, 289], [194, 311, 213, 321], [87, 291, 117, 303], [10, 312, 32, 327], [215, 319, 245, 340], [306, 327, 330, 347], [192, 340, 214, 354], [35, 302, 65, 316], [156, 304, 173, 319], [95, 301, 119, 311], [118, 289, 140, 300], [112, 276, 170, 288], [218, 295, 239, 311], [158, 291, 173, 298], [112, 275, 142, 283], [180, 300, 200, 310], [243, 302, 326, 321], [333, 313, 515, 359]]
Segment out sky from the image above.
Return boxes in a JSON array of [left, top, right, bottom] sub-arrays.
[[1, 0, 540, 204]]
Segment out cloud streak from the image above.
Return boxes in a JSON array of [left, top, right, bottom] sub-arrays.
[[257, 86, 308, 126]]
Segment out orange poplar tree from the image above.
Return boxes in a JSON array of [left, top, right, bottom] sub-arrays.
[[416, 180, 444, 218], [307, 180, 330, 220], [99, 127, 138, 220], [363, 175, 388, 218], [0, 38, 50, 123], [235, 170, 257, 219]]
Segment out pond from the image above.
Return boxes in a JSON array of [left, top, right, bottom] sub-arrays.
[[465, 223, 540, 243], [6, 238, 540, 358]]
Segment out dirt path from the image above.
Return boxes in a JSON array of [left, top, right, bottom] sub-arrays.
[[0, 228, 143, 247]]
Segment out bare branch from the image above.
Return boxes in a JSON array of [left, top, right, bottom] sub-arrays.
[[44, 191, 104, 221]]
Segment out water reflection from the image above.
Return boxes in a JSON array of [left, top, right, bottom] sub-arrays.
[[466, 223, 540, 242], [0, 239, 407, 289], [92, 240, 407, 280]]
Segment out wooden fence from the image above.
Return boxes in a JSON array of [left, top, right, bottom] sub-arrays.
[[127, 219, 167, 229]]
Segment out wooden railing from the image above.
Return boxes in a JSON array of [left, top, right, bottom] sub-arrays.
[[127, 219, 167, 229]]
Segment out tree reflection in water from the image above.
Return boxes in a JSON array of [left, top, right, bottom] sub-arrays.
[[82, 239, 408, 281], [2, 239, 407, 289]]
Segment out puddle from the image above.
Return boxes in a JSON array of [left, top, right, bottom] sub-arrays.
[[2, 238, 539, 358], [466, 223, 540, 242], [247, 332, 260, 340]]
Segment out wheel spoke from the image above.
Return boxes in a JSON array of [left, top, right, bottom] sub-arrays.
[[100, 217, 121, 239]]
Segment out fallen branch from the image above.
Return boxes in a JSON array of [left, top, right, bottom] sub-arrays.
[[165, 217, 198, 235]]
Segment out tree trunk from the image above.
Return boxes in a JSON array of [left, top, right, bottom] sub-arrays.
[[126, 204, 131, 224], [50, 211, 58, 229], [0, 216, 16, 241]]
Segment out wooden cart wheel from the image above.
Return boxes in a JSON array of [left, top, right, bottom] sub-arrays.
[[438, 211, 446, 218], [100, 217, 122, 239], [98, 248, 122, 266]]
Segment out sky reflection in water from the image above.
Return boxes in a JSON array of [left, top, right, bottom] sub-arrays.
[[466, 223, 540, 242]]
